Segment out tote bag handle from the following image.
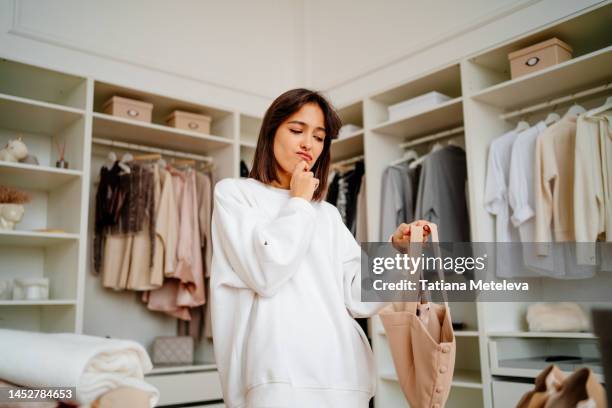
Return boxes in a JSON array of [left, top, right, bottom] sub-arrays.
[[410, 223, 449, 307]]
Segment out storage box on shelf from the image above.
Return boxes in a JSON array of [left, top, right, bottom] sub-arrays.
[[463, 3, 612, 97], [507, 37, 573, 79], [94, 81, 233, 139], [103, 96, 153, 123], [368, 64, 463, 138]]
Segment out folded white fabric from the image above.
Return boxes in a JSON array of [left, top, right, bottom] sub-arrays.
[[526, 302, 590, 332], [0, 329, 159, 407]]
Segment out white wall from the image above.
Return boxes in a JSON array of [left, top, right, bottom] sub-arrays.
[[0, 0, 303, 115], [0, 0, 605, 114], [302, 0, 605, 107]]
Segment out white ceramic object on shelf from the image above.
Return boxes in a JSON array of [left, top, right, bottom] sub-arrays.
[[0, 138, 28, 163], [387, 91, 452, 121], [12, 278, 50, 301], [0, 204, 25, 230]]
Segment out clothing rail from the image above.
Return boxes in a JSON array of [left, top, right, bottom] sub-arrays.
[[399, 126, 465, 149], [92, 137, 213, 162], [331, 154, 364, 167], [500, 82, 612, 121]]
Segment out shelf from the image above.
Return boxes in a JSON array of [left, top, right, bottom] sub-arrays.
[[0, 93, 84, 134], [239, 140, 257, 148], [0, 230, 79, 247], [92, 113, 233, 155], [471, 46, 612, 110], [0, 59, 86, 110], [0, 300, 77, 306], [488, 331, 597, 339], [455, 330, 480, 337], [331, 130, 364, 162], [371, 97, 463, 139], [380, 369, 482, 389], [148, 362, 217, 375], [452, 370, 483, 389], [372, 64, 461, 106], [94, 81, 232, 123], [0, 162, 82, 191]]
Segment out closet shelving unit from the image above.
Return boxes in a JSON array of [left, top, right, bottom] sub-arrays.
[[0, 58, 89, 334], [364, 60, 486, 408], [365, 3, 612, 407], [0, 56, 261, 407], [86, 80, 241, 407]]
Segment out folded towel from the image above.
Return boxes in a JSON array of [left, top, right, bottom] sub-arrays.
[[0, 329, 159, 407]]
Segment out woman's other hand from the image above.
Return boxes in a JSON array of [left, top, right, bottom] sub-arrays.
[[391, 220, 432, 252], [290, 160, 319, 201]]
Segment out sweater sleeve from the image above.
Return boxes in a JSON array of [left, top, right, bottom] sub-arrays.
[[339, 210, 388, 318], [574, 116, 604, 265], [212, 180, 316, 297], [534, 133, 554, 255]]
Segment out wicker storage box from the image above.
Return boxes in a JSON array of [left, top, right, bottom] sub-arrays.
[[166, 110, 212, 134], [103, 96, 153, 123], [508, 37, 572, 79], [152, 336, 194, 365]]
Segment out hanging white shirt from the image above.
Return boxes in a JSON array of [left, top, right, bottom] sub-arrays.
[[210, 177, 386, 408], [484, 129, 523, 278]]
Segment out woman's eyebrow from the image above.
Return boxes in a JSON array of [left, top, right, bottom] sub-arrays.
[[288, 120, 326, 132]]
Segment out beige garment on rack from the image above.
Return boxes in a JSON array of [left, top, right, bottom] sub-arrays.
[[574, 113, 606, 265], [179, 171, 214, 340], [534, 115, 578, 254], [102, 164, 163, 291], [146, 169, 205, 320]]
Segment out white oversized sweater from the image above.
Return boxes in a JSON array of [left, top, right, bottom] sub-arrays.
[[210, 177, 386, 408]]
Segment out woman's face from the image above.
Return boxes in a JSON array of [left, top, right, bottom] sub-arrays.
[[273, 103, 326, 177]]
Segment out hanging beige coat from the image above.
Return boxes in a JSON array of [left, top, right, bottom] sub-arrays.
[[379, 223, 456, 408]]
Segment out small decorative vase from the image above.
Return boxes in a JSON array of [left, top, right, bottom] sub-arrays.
[[0, 203, 25, 230], [56, 159, 69, 169]]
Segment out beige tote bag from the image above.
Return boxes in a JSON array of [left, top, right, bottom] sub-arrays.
[[379, 223, 456, 408]]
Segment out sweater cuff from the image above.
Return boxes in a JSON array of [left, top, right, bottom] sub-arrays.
[[511, 205, 534, 227]]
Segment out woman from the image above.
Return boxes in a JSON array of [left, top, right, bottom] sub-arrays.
[[211, 88, 431, 407]]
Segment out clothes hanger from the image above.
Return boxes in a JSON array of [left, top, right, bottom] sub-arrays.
[[118, 153, 132, 173], [104, 151, 117, 169], [565, 102, 586, 117], [585, 95, 612, 117], [390, 149, 418, 166], [544, 112, 561, 126], [514, 119, 530, 133]]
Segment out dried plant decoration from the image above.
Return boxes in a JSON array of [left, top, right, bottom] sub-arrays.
[[0, 185, 31, 204]]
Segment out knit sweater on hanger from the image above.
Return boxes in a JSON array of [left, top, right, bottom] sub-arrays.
[[210, 177, 387, 408]]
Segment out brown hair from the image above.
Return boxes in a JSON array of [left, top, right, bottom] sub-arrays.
[[248, 88, 342, 201]]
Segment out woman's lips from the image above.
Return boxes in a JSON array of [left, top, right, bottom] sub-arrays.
[[296, 152, 312, 162]]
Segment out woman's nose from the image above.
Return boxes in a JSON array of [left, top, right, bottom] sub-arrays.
[[300, 134, 313, 150]]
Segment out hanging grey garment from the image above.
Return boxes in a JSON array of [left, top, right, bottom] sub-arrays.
[[415, 145, 471, 243], [379, 161, 416, 241]]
